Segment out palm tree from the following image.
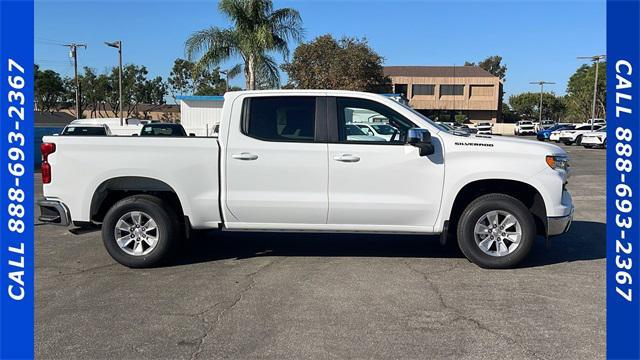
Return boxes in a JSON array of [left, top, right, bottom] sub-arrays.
[[185, 0, 303, 90]]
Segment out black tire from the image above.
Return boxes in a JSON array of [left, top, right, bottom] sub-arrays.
[[102, 195, 179, 268], [456, 194, 535, 269], [575, 135, 583, 146]]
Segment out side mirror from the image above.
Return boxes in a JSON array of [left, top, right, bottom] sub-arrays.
[[407, 128, 435, 156], [189, 133, 196, 137]]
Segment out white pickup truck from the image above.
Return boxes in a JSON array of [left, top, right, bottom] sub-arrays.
[[38, 90, 574, 269]]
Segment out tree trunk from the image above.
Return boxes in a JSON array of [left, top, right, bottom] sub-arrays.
[[247, 55, 256, 90]]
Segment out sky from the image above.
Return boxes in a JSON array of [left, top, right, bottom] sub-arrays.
[[35, 0, 605, 103]]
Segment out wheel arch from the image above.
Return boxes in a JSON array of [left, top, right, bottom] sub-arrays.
[[446, 179, 547, 237], [90, 176, 186, 224]]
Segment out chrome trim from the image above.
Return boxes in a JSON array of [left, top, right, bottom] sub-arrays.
[[37, 199, 71, 226], [547, 206, 574, 236]]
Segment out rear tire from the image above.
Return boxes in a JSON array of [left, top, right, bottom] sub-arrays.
[[456, 194, 535, 269], [102, 195, 179, 268], [576, 135, 583, 145]]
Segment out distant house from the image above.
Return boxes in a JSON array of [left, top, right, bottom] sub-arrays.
[[384, 66, 503, 123]]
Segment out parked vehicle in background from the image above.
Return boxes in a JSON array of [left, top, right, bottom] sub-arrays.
[[514, 121, 536, 136], [70, 118, 144, 136], [451, 123, 474, 135], [550, 125, 576, 142], [584, 118, 606, 127], [351, 123, 398, 141], [38, 90, 573, 269], [475, 122, 493, 134], [558, 124, 603, 145], [344, 124, 386, 141], [535, 120, 556, 132], [140, 123, 189, 137], [581, 126, 607, 148], [538, 124, 571, 141], [60, 123, 111, 136]]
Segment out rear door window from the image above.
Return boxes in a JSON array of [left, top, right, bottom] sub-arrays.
[[243, 96, 317, 142]]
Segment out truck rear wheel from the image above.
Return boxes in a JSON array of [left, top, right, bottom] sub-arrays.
[[456, 194, 535, 268], [101, 195, 178, 268]]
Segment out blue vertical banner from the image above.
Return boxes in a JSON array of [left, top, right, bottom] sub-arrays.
[[607, 0, 640, 359], [0, 0, 35, 359]]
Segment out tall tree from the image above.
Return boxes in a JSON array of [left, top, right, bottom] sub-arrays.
[[282, 34, 388, 92], [565, 62, 606, 121], [508, 92, 566, 121], [34, 65, 65, 113], [185, 0, 303, 90], [464, 55, 507, 81], [167, 58, 229, 101], [105, 64, 167, 118]]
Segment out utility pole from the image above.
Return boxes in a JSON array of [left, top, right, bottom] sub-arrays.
[[105, 40, 123, 125], [529, 81, 555, 124], [578, 55, 606, 131], [63, 43, 86, 119]]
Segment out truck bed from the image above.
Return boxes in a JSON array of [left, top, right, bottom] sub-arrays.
[[41, 136, 222, 229]]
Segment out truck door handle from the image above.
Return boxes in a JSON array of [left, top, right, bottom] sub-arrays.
[[232, 152, 259, 161], [333, 154, 360, 163]]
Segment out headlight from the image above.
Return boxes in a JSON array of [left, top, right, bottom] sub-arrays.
[[546, 155, 570, 171]]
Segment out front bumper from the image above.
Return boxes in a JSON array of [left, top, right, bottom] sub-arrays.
[[547, 206, 574, 236], [37, 198, 71, 226], [559, 136, 574, 143], [581, 137, 605, 146]]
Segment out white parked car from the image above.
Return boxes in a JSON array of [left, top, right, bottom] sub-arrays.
[[581, 126, 607, 148], [350, 123, 398, 141], [344, 124, 386, 142], [584, 118, 606, 127], [69, 118, 144, 136], [558, 124, 603, 145], [60, 123, 112, 136], [475, 122, 493, 135], [38, 90, 573, 269], [514, 121, 536, 136]]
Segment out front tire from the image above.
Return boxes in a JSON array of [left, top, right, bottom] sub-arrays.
[[457, 194, 535, 269], [102, 195, 179, 268]]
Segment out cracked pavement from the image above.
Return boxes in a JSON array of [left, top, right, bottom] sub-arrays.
[[35, 142, 605, 359]]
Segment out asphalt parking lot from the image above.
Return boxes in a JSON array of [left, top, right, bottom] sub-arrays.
[[35, 139, 606, 360]]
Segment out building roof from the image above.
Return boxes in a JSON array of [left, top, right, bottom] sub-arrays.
[[384, 66, 496, 78], [35, 111, 76, 126]]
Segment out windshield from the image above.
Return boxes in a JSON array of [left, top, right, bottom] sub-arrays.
[[141, 124, 186, 136], [520, 121, 533, 125], [371, 124, 396, 135], [61, 126, 106, 136]]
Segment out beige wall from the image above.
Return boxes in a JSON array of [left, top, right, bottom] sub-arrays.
[[390, 75, 502, 122]]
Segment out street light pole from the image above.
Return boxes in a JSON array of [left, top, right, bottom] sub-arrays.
[[529, 81, 555, 124], [578, 55, 606, 131], [105, 40, 123, 125], [220, 70, 229, 93]]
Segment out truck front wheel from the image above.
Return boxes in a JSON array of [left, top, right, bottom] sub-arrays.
[[456, 194, 535, 268], [102, 195, 178, 268]]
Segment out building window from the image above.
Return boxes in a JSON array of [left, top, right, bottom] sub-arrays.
[[440, 85, 464, 96], [412, 84, 435, 97], [394, 84, 408, 98], [470, 85, 494, 97]]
